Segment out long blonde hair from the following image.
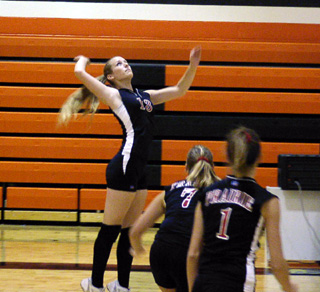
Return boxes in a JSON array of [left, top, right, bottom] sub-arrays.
[[58, 58, 114, 126], [186, 145, 220, 189]]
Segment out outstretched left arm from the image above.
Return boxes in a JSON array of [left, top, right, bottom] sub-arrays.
[[146, 46, 201, 105], [129, 192, 166, 257]]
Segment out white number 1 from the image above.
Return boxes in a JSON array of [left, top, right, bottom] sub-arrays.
[[216, 207, 232, 240]]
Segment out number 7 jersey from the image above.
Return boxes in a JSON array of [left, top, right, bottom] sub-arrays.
[[154, 179, 199, 249]]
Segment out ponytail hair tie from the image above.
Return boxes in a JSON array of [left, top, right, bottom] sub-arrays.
[[244, 131, 252, 143], [197, 156, 210, 163]]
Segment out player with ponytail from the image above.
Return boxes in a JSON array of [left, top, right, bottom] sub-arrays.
[[58, 46, 202, 292], [130, 145, 219, 292], [187, 126, 298, 292]]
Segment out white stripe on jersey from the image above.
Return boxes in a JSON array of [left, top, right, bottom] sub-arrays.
[[113, 103, 134, 174], [244, 215, 265, 292]]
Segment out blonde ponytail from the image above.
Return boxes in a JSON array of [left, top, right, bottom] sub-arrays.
[[57, 75, 107, 126], [186, 145, 220, 189]]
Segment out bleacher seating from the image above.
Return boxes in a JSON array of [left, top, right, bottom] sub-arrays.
[[0, 17, 319, 224]]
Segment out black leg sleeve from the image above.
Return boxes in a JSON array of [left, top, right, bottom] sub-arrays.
[[91, 224, 121, 288], [116, 227, 133, 289]]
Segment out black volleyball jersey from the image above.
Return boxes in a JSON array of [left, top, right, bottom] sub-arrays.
[[154, 180, 199, 249], [113, 88, 155, 162], [198, 175, 277, 272]]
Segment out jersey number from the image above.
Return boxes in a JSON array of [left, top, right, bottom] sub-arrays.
[[216, 207, 232, 240], [181, 188, 197, 208], [137, 97, 153, 112]]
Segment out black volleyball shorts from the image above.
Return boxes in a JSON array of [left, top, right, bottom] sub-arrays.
[[106, 152, 148, 192]]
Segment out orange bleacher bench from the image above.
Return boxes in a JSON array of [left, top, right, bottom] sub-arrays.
[[4, 187, 160, 212], [0, 160, 281, 189], [1, 136, 319, 164], [1, 86, 320, 115], [1, 61, 320, 90], [80, 189, 160, 211], [6, 187, 78, 210], [1, 35, 320, 64]]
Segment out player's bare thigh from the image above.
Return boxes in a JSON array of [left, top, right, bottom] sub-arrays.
[[102, 188, 147, 227], [122, 189, 148, 228]]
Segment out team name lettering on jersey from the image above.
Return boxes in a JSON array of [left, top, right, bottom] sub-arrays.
[[205, 188, 254, 212], [170, 180, 193, 191]]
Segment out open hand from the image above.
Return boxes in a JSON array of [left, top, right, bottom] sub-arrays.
[[129, 246, 146, 258], [74, 55, 91, 66]]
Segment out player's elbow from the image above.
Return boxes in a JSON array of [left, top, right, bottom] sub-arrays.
[[187, 248, 201, 262], [128, 227, 137, 239], [177, 86, 188, 97], [129, 226, 142, 242]]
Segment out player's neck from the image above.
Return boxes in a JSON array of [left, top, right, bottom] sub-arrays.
[[232, 167, 256, 179], [115, 79, 133, 91]]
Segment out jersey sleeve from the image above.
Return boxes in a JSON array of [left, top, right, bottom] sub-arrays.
[[254, 184, 279, 209]]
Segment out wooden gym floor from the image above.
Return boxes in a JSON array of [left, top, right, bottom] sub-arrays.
[[0, 224, 319, 292]]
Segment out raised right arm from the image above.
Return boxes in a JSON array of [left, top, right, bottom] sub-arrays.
[[73, 56, 122, 110]]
